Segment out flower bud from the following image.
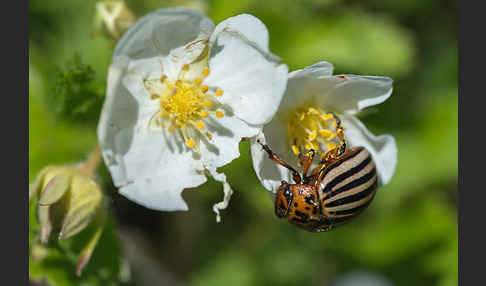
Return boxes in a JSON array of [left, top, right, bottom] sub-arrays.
[[94, 0, 135, 39], [29, 164, 105, 275], [30, 166, 104, 241]]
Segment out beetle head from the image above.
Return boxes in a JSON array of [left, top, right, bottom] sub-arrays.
[[275, 181, 293, 218]]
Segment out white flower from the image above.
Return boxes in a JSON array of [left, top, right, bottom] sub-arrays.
[[251, 61, 397, 195], [97, 8, 288, 221]]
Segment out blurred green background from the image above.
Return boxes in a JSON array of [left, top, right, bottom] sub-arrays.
[[29, 0, 457, 285]]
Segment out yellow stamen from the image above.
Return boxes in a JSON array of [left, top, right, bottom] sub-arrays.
[[304, 142, 313, 150], [194, 78, 203, 86], [185, 139, 195, 148], [199, 111, 208, 118], [202, 68, 210, 77], [195, 121, 205, 130], [308, 130, 317, 141], [203, 100, 213, 108], [287, 106, 346, 158], [321, 113, 333, 121], [327, 142, 337, 151], [215, 111, 224, 118], [291, 145, 300, 156], [319, 129, 334, 139], [143, 64, 226, 153]]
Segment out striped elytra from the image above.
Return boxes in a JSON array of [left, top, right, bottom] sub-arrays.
[[270, 146, 378, 232]]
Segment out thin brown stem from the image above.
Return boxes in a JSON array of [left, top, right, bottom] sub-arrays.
[[78, 145, 102, 177]]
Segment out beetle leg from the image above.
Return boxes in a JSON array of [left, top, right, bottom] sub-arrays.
[[257, 139, 302, 184], [299, 149, 315, 177]]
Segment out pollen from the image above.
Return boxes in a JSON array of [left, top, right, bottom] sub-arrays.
[[195, 121, 205, 130], [287, 105, 345, 157], [202, 68, 210, 77], [215, 111, 224, 118], [199, 111, 208, 118], [143, 64, 225, 152], [185, 139, 196, 148], [291, 145, 300, 156]]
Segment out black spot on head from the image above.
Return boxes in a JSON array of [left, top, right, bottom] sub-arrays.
[[305, 206, 310, 211], [294, 202, 298, 207], [305, 194, 315, 205], [279, 201, 285, 210], [283, 187, 292, 204], [295, 210, 310, 222], [312, 206, 318, 215]]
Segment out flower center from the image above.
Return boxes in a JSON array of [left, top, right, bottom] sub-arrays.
[[287, 106, 345, 158], [144, 65, 225, 151]]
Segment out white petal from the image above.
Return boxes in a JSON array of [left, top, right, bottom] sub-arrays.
[[315, 75, 393, 114], [279, 61, 336, 114], [205, 23, 288, 125], [207, 167, 234, 223], [98, 58, 138, 186], [341, 115, 397, 186], [211, 14, 269, 51], [114, 8, 214, 60], [118, 128, 207, 211], [250, 131, 294, 195], [200, 113, 260, 169]]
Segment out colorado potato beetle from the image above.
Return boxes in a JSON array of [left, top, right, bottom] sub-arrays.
[[258, 113, 378, 232]]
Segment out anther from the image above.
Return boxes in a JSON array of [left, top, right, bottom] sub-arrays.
[[168, 125, 175, 132], [321, 114, 333, 121], [176, 80, 182, 88], [160, 75, 167, 83], [194, 78, 203, 86], [319, 129, 334, 139], [309, 130, 317, 141], [215, 89, 224, 96], [291, 145, 300, 156], [199, 111, 208, 118], [206, 133, 212, 140], [182, 64, 189, 71], [195, 121, 205, 130], [215, 111, 224, 118], [203, 100, 213, 108], [185, 139, 196, 148], [201, 85, 208, 93], [151, 94, 159, 100], [202, 68, 210, 77]]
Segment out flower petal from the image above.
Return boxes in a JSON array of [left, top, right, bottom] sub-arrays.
[[117, 128, 207, 211], [207, 167, 234, 222], [114, 7, 214, 60], [250, 132, 294, 195], [200, 113, 260, 169], [315, 75, 393, 114], [341, 115, 397, 186], [211, 14, 270, 51], [279, 61, 335, 114], [205, 19, 288, 126]]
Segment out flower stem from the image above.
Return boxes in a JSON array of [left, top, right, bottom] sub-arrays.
[[78, 145, 102, 177]]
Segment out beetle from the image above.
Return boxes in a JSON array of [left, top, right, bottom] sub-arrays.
[[257, 113, 378, 232]]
